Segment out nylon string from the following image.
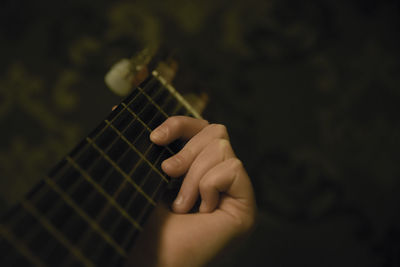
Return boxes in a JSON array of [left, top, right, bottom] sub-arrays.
[[1, 73, 192, 266]]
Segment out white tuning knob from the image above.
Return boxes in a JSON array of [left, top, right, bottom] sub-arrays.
[[104, 59, 135, 97]]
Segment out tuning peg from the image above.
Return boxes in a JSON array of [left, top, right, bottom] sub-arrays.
[[105, 48, 154, 96]]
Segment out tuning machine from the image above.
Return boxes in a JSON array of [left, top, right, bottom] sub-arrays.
[[105, 48, 207, 115]]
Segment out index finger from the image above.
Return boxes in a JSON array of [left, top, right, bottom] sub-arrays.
[[150, 116, 209, 145]]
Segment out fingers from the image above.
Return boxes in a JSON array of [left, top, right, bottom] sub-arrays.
[[151, 117, 229, 177], [172, 139, 236, 213], [149, 116, 255, 218], [150, 116, 209, 145], [198, 158, 257, 233], [198, 158, 254, 213]]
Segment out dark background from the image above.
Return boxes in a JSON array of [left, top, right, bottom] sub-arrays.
[[1, 0, 400, 266]]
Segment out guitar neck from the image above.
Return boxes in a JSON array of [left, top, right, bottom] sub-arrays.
[[0, 71, 200, 267]]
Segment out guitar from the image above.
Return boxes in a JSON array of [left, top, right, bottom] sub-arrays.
[[0, 50, 204, 266]]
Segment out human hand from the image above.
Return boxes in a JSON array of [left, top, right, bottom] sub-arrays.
[[128, 116, 257, 267]]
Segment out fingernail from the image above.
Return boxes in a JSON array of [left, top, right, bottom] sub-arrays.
[[150, 127, 167, 142], [164, 157, 182, 169], [174, 195, 183, 206]]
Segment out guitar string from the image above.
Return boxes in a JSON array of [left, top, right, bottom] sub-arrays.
[[0, 75, 159, 265], [0, 225, 46, 267], [121, 97, 186, 222], [78, 99, 184, 266], [25, 74, 185, 264], [14, 107, 160, 263], [42, 76, 170, 238], [94, 94, 179, 232], [45, 76, 161, 209], [2, 73, 194, 265], [20, 200, 96, 267], [65, 91, 178, 263], [66, 79, 190, 264], [92, 98, 188, 266], [119, 104, 190, 250], [71, 86, 176, 210], [0, 80, 159, 266], [44, 77, 171, 233], [97, 97, 187, 254], [105, 149, 170, 267], [23, 77, 166, 249]]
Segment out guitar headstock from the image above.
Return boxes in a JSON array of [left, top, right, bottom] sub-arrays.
[[105, 48, 208, 115]]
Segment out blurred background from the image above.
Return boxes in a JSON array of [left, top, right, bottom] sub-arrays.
[[1, 0, 399, 266]]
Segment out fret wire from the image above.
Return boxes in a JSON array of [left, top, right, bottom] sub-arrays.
[[22, 76, 159, 218], [9, 73, 192, 264], [56, 111, 143, 213], [1, 203, 39, 240], [65, 156, 143, 233], [93, 119, 164, 221], [80, 93, 179, 255], [97, 79, 190, 248], [97, 92, 182, 250], [16, 170, 112, 263], [51, 73, 173, 195], [23, 189, 75, 258], [120, 150, 167, 248], [55, 75, 159, 181], [121, 102, 175, 156], [43, 178, 130, 253], [19, 200, 95, 267], [68, 134, 157, 256], [91, 145, 160, 253], [70, 108, 153, 221], [124, 75, 157, 105], [85, 137, 158, 205], [29, 95, 184, 264], [17, 75, 169, 263], [103, 122, 168, 185], [64, 86, 147, 176], [20, 76, 158, 224], [103, 96, 175, 225], [0, 224, 46, 267], [107, 87, 177, 188], [53, 73, 166, 191], [4, 187, 76, 261], [57, 88, 161, 209], [136, 85, 169, 118], [120, 103, 189, 249], [3, 204, 67, 265], [124, 108, 192, 248], [79, 75, 176, 263]]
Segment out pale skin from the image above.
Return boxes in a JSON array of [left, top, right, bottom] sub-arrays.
[[127, 116, 257, 267]]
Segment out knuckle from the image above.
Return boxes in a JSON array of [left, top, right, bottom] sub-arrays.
[[208, 124, 229, 139], [173, 153, 185, 162], [217, 138, 230, 149], [211, 138, 231, 154], [170, 152, 187, 168], [165, 116, 182, 129], [229, 158, 244, 172], [199, 176, 212, 191], [179, 147, 194, 162]]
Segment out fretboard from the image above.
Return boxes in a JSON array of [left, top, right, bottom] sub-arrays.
[[0, 71, 200, 267]]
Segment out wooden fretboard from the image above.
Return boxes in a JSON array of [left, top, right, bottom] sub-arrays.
[[0, 71, 200, 267]]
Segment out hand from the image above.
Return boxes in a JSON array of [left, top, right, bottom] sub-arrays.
[[127, 116, 257, 267]]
